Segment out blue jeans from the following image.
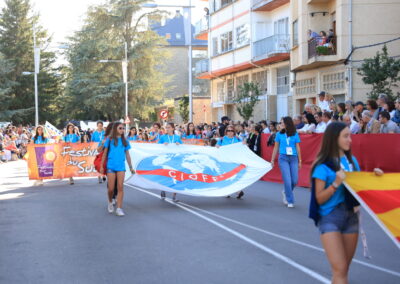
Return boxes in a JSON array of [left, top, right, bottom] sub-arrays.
[[278, 154, 299, 204]]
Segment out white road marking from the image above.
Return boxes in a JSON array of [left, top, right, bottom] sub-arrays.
[[125, 184, 330, 284], [178, 201, 400, 278]]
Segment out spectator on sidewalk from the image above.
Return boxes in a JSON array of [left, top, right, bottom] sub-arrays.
[[318, 92, 330, 112], [260, 120, 270, 134], [360, 110, 380, 134], [322, 111, 332, 126], [345, 100, 355, 121], [337, 103, 346, 121], [366, 99, 379, 120], [353, 101, 364, 123], [299, 113, 317, 134], [379, 111, 400, 133], [293, 115, 305, 130], [392, 98, 400, 125], [314, 112, 327, 133], [342, 114, 360, 134], [383, 100, 396, 119], [377, 93, 388, 115]]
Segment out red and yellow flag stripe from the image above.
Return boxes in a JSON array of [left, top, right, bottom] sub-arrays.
[[344, 172, 400, 248]]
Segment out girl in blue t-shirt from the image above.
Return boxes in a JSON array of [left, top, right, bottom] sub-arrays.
[[91, 121, 105, 143], [158, 122, 182, 202], [310, 122, 383, 284], [63, 123, 81, 185], [31, 125, 48, 186], [127, 127, 138, 142], [270, 117, 302, 208], [148, 122, 162, 142], [182, 122, 195, 139], [100, 122, 135, 217]]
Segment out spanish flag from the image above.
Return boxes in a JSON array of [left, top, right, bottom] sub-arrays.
[[344, 172, 400, 249]]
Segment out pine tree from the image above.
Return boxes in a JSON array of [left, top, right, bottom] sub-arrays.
[[0, 0, 64, 124]]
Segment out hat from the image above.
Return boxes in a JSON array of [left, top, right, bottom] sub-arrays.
[[221, 116, 230, 122], [355, 101, 364, 106], [318, 91, 326, 97]]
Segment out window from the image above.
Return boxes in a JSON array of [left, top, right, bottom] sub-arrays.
[[274, 17, 289, 35], [236, 75, 249, 90], [323, 72, 345, 91], [277, 67, 290, 95], [295, 77, 316, 95], [217, 81, 225, 101], [227, 78, 235, 100], [176, 33, 181, 40], [252, 71, 268, 92], [165, 33, 171, 40], [220, 31, 233, 53], [236, 24, 250, 47], [212, 37, 218, 56], [221, 0, 233, 8], [292, 20, 298, 47]]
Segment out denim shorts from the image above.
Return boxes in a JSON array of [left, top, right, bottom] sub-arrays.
[[107, 169, 124, 174], [318, 203, 359, 234]]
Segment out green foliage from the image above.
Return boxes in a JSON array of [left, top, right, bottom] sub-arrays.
[[0, 0, 64, 125], [178, 95, 189, 123], [316, 45, 329, 55], [64, 0, 171, 122], [357, 45, 400, 101], [234, 82, 261, 121]]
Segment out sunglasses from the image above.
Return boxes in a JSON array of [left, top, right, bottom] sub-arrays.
[[226, 130, 234, 132], [118, 127, 125, 130]]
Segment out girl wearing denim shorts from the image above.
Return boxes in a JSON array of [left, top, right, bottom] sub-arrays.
[[310, 122, 384, 283], [100, 122, 135, 216]]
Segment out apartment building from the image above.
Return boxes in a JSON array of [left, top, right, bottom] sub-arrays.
[[195, 0, 292, 123], [291, 0, 400, 114]]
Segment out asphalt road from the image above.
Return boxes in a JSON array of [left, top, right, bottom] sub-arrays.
[[1, 161, 399, 284]]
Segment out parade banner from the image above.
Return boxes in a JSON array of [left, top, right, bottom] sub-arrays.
[[45, 121, 63, 137], [126, 143, 272, 197], [26, 143, 100, 180], [344, 172, 400, 249]]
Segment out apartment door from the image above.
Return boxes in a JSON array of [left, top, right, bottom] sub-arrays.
[[274, 17, 289, 52], [276, 66, 290, 120], [256, 22, 268, 41]]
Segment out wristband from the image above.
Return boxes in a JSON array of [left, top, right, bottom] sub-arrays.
[[332, 182, 339, 189]]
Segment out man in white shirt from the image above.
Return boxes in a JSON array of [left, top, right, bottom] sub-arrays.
[[322, 112, 332, 126], [318, 91, 330, 112], [260, 120, 270, 134], [314, 112, 327, 133], [343, 114, 360, 134], [379, 111, 400, 133]]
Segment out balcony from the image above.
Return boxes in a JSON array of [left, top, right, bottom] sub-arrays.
[[194, 17, 209, 41], [253, 34, 290, 63], [308, 36, 336, 58], [252, 0, 289, 11], [195, 59, 209, 76]]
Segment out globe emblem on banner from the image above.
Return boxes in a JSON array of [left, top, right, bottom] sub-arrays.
[[136, 153, 247, 191]]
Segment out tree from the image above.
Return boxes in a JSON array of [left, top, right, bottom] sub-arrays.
[[357, 45, 400, 101], [178, 95, 189, 123], [64, 0, 171, 122], [0, 0, 64, 124], [234, 82, 261, 121]]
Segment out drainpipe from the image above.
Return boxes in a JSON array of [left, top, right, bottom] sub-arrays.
[[348, 0, 353, 100]]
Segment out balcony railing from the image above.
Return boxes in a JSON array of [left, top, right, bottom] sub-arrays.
[[308, 36, 337, 59], [253, 34, 290, 59], [195, 59, 209, 75], [194, 17, 209, 36], [252, 0, 289, 11]]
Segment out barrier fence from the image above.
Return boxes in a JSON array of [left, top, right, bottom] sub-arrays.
[[260, 133, 400, 187]]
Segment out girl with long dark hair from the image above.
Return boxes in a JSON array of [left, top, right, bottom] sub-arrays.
[[158, 122, 183, 202], [183, 122, 196, 139], [148, 123, 161, 142], [310, 122, 383, 283], [31, 125, 48, 186], [127, 127, 138, 142], [100, 122, 135, 216], [298, 113, 317, 133], [63, 123, 80, 185], [270, 117, 302, 208]]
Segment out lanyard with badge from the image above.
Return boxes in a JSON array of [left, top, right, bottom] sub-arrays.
[[167, 135, 175, 144], [99, 131, 103, 142], [285, 134, 293, 155], [340, 156, 354, 172]]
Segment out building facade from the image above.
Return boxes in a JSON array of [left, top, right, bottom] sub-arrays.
[[195, 0, 292, 123], [291, 0, 400, 114]]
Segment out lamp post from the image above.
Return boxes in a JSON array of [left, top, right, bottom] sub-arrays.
[[142, 2, 195, 122], [99, 42, 129, 131]]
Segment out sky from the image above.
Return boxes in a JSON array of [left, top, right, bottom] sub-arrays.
[[26, 0, 208, 45]]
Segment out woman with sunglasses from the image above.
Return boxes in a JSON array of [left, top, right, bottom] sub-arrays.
[[270, 117, 302, 208], [63, 123, 81, 185], [148, 123, 161, 142], [100, 122, 135, 216], [158, 122, 183, 202], [31, 125, 48, 186], [127, 127, 138, 142], [216, 125, 245, 199]]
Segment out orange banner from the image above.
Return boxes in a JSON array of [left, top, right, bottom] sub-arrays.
[[26, 143, 100, 180]]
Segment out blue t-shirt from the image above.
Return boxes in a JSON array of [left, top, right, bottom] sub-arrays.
[[91, 130, 105, 142], [104, 137, 131, 171], [149, 131, 161, 142], [275, 132, 301, 156], [127, 135, 138, 141], [158, 134, 183, 144], [64, 134, 80, 143], [217, 136, 241, 146], [312, 156, 360, 216], [185, 134, 202, 140], [34, 136, 48, 144]]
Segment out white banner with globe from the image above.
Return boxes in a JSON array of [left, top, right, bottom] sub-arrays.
[[125, 143, 272, 197]]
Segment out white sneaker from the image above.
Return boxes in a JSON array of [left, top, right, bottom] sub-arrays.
[[287, 203, 294, 208], [112, 198, 116, 205], [107, 202, 114, 213], [282, 191, 288, 205], [116, 208, 125, 216], [33, 180, 44, 186]]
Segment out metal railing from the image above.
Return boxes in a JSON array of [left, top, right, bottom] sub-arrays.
[[194, 16, 209, 36], [194, 59, 209, 75], [253, 34, 290, 59], [308, 36, 337, 58]]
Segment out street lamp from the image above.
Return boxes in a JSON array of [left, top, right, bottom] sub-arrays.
[[98, 42, 129, 128], [142, 1, 195, 122]]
